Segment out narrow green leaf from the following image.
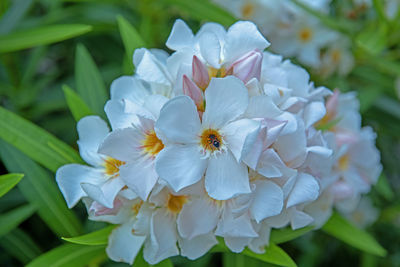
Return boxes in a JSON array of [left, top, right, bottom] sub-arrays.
[[0, 228, 42, 264], [0, 24, 92, 53], [62, 84, 94, 122], [163, 0, 237, 26], [375, 174, 395, 201], [26, 244, 106, 267], [243, 244, 297, 267], [117, 15, 146, 60], [322, 212, 387, 257], [270, 226, 314, 244], [62, 225, 116, 246], [0, 204, 36, 238], [0, 173, 24, 197], [0, 0, 34, 34], [0, 142, 83, 237], [75, 44, 108, 117], [356, 23, 387, 55], [155, 259, 174, 267], [0, 106, 83, 172]]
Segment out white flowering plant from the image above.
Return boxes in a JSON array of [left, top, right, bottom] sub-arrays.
[[0, 1, 399, 267]]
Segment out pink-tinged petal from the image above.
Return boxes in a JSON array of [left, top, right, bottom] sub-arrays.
[[56, 164, 103, 208], [228, 50, 263, 84], [166, 19, 194, 50], [250, 180, 284, 222], [81, 177, 125, 208], [329, 180, 354, 200], [106, 222, 145, 264], [177, 197, 220, 239], [222, 119, 260, 162], [155, 96, 201, 144], [326, 89, 340, 117], [205, 151, 251, 200], [182, 75, 204, 109], [89, 198, 123, 216], [192, 55, 210, 90], [290, 209, 314, 230], [203, 76, 249, 129], [120, 160, 158, 201], [155, 144, 207, 192], [179, 233, 218, 260], [287, 173, 320, 208], [224, 21, 269, 64], [143, 209, 179, 264], [77, 116, 110, 167]]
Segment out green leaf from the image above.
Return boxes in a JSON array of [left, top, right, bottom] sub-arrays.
[[270, 226, 314, 244], [117, 15, 146, 61], [62, 84, 94, 122], [75, 43, 108, 117], [62, 225, 116, 246], [0, 228, 42, 264], [0, 24, 92, 53], [0, 106, 83, 172], [243, 244, 297, 267], [163, 0, 236, 27], [0, 173, 23, 197], [322, 212, 387, 257], [0, 204, 36, 238], [26, 244, 106, 267], [375, 174, 395, 201], [356, 23, 387, 55], [0, 142, 83, 237]]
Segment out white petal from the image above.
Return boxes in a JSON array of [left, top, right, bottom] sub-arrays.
[[143, 209, 179, 264], [120, 160, 158, 201], [203, 76, 249, 129], [156, 144, 207, 192], [224, 237, 251, 253], [143, 95, 169, 119], [215, 207, 257, 238], [106, 221, 145, 264], [199, 31, 221, 68], [98, 128, 143, 162], [205, 151, 251, 200], [179, 233, 218, 260], [287, 173, 320, 208], [166, 19, 194, 50], [224, 21, 270, 63], [257, 149, 297, 178], [223, 119, 260, 162], [104, 100, 137, 130], [77, 116, 110, 166], [245, 95, 283, 118], [81, 177, 125, 208], [290, 209, 314, 230], [303, 101, 326, 128], [250, 180, 284, 222], [56, 164, 103, 208], [155, 96, 201, 143], [134, 48, 172, 85], [110, 76, 149, 104], [177, 197, 220, 239]]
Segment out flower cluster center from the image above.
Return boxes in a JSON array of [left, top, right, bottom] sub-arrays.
[[200, 129, 223, 153], [141, 130, 164, 157], [167, 194, 188, 214], [298, 27, 313, 43], [338, 154, 350, 171], [103, 157, 125, 176]]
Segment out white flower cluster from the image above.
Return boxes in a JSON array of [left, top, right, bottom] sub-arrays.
[[56, 20, 381, 264], [214, 0, 355, 77]]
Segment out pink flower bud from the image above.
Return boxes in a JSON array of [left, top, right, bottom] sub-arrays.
[[89, 198, 123, 216], [183, 75, 204, 112], [192, 55, 210, 90], [330, 181, 353, 200], [326, 89, 340, 117], [227, 50, 263, 84]]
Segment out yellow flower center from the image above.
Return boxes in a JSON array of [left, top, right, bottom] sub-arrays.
[[331, 49, 341, 63], [200, 129, 223, 153], [103, 157, 125, 176], [298, 27, 313, 43], [338, 154, 350, 171], [131, 200, 143, 215], [167, 194, 188, 214], [141, 130, 164, 157], [241, 3, 255, 19]]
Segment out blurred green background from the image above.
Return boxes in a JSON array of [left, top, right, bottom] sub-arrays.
[[0, 0, 399, 266]]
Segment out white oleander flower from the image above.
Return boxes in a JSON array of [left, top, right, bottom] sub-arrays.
[[319, 37, 355, 77], [344, 196, 379, 228]]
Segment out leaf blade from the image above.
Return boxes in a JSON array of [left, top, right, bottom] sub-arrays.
[[62, 84, 94, 122], [0, 204, 36, 238], [0, 106, 83, 172], [243, 244, 297, 267], [322, 212, 387, 257], [270, 226, 314, 244], [0, 173, 24, 197], [62, 225, 116, 246], [0, 24, 92, 53]]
